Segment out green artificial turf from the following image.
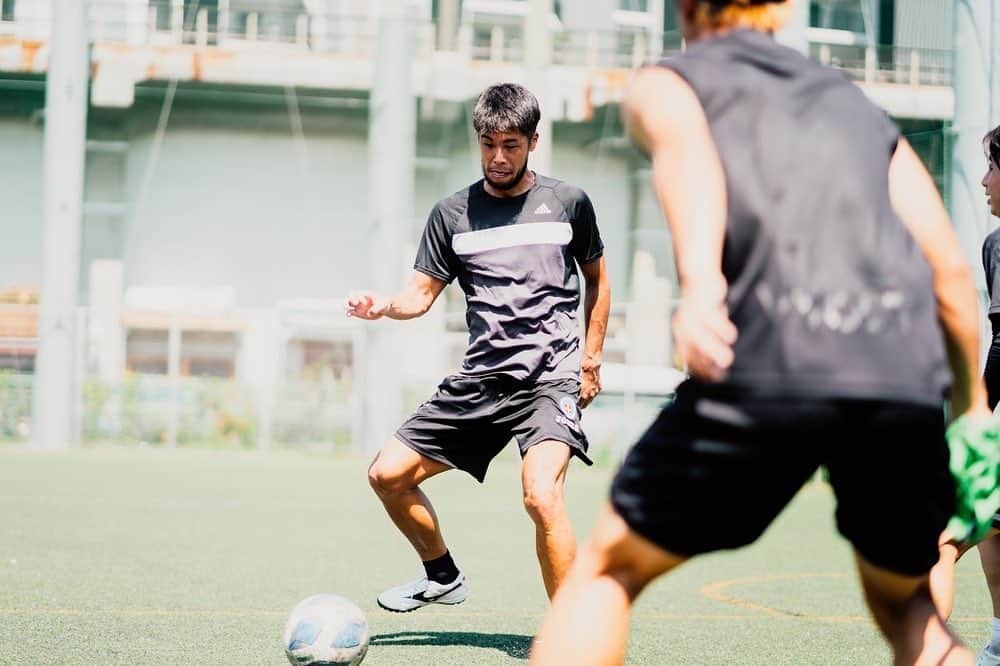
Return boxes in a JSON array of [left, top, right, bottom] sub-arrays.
[[0, 446, 993, 664]]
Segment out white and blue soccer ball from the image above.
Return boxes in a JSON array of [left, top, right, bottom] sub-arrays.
[[283, 594, 369, 665]]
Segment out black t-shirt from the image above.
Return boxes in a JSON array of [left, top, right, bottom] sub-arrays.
[[982, 227, 1000, 335], [415, 174, 603, 381], [660, 29, 949, 405]]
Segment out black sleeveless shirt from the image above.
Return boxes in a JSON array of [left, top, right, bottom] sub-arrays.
[[660, 30, 949, 405]]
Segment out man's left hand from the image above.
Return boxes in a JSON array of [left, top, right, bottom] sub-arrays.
[[579, 358, 602, 409]]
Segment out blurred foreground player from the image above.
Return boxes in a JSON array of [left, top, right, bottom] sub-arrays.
[[531, 1, 989, 664]]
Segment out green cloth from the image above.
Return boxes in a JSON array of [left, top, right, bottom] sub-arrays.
[[946, 414, 1000, 544]]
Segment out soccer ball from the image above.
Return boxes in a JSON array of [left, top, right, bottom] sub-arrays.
[[283, 594, 369, 665]]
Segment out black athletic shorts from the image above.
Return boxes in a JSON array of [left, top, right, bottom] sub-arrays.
[[611, 380, 955, 576], [395, 374, 592, 482]]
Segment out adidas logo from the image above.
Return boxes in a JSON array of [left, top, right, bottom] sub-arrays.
[[533, 203, 552, 215]]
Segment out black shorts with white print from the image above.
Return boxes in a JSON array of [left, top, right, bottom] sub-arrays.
[[395, 374, 592, 482]]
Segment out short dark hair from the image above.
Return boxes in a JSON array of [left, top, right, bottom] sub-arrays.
[[472, 83, 540, 138], [986, 125, 1000, 168]]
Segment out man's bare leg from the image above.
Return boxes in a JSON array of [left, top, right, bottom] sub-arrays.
[[856, 554, 972, 665], [929, 534, 967, 619], [522, 440, 576, 598], [368, 437, 452, 559], [530, 506, 686, 665], [975, 533, 1000, 662], [368, 437, 469, 612]]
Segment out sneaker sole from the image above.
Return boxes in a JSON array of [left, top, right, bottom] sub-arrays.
[[376, 595, 468, 613]]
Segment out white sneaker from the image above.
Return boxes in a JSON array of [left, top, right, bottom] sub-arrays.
[[979, 646, 1000, 666], [376, 572, 468, 613]]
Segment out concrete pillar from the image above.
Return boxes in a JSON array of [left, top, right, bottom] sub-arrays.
[[363, 2, 416, 454], [32, 0, 89, 449], [437, 0, 460, 51], [525, 0, 553, 176]]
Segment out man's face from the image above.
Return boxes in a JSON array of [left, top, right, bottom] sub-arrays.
[[984, 155, 1000, 217], [479, 130, 537, 191]]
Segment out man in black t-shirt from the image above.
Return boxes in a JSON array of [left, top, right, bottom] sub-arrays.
[[983, 146, 1000, 410], [345, 83, 610, 613], [965, 124, 1000, 666], [933, 123, 1000, 666]]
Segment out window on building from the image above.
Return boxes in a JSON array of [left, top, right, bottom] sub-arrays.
[[663, 0, 680, 33], [810, 0, 868, 34], [228, 0, 305, 42], [126, 329, 169, 375], [899, 119, 948, 206], [878, 0, 894, 45], [150, 0, 172, 31], [619, 0, 649, 11], [184, 0, 219, 43], [149, 0, 224, 40], [180, 331, 237, 378], [0, 353, 32, 373], [1, 0, 15, 22], [286, 339, 353, 382], [0, 291, 37, 374]]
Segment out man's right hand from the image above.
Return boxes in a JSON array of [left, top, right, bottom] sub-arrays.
[[345, 292, 391, 320], [672, 279, 737, 383], [951, 391, 993, 425]]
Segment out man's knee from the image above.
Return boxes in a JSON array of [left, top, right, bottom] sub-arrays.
[[368, 442, 420, 497], [575, 511, 686, 600], [522, 476, 564, 523], [369, 464, 418, 497], [576, 535, 660, 600], [522, 441, 571, 522]]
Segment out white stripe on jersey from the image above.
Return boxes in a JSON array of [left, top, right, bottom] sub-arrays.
[[451, 221, 571, 256]]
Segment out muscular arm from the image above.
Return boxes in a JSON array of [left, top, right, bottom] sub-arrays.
[[625, 67, 727, 294], [889, 139, 988, 418], [624, 66, 736, 380], [579, 256, 610, 408], [345, 271, 448, 321]]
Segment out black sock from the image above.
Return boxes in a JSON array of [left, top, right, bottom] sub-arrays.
[[423, 550, 460, 584]]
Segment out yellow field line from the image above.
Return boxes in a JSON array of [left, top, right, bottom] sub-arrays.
[[0, 607, 287, 618], [0, 607, 813, 622], [701, 572, 854, 618], [2, 606, 993, 625], [4, 567, 995, 629], [700, 571, 994, 625]]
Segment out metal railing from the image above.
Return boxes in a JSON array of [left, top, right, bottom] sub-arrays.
[[809, 41, 953, 87], [0, 2, 954, 86], [464, 22, 683, 69], [91, 1, 411, 56]]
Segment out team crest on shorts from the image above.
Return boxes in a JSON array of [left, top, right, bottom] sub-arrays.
[[558, 396, 578, 421]]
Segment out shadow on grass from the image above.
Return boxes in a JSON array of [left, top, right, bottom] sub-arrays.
[[371, 631, 533, 660]]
